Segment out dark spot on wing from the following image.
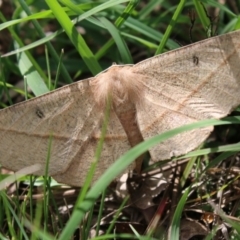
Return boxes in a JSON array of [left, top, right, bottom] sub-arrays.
[[36, 108, 45, 118], [193, 55, 199, 65]]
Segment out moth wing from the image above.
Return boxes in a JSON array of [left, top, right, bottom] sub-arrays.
[[0, 78, 132, 186], [134, 30, 240, 160], [54, 110, 132, 186]]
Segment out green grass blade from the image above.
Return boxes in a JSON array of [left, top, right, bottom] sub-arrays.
[[169, 186, 190, 239], [59, 117, 240, 239], [114, 0, 139, 27], [155, 0, 186, 54], [1, 191, 29, 240], [204, 151, 238, 172], [106, 196, 129, 234], [201, 0, 236, 17], [54, 49, 64, 89], [179, 142, 240, 159], [95, 189, 107, 236], [0, 12, 49, 96], [0, 59, 12, 105], [16, 46, 49, 96], [193, 0, 211, 33], [45, 0, 102, 75], [139, 0, 164, 19], [125, 17, 179, 50], [1, 29, 64, 58], [122, 32, 158, 49], [1, 192, 17, 239], [100, 17, 132, 63], [70, 0, 131, 24], [95, 0, 138, 61], [18, 0, 73, 84]]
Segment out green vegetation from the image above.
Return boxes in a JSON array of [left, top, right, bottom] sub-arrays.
[[0, 0, 240, 239]]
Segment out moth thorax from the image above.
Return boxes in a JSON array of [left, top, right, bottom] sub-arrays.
[[91, 65, 144, 110]]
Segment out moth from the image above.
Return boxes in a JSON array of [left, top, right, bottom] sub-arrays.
[[0, 30, 240, 186]]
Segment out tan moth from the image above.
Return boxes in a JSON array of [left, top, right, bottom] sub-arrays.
[[0, 30, 240, 186]]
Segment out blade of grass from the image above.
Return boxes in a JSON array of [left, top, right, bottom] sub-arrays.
[[1, 1, 134, 60], [59, 117, 240, 239], [42, 135, 53, 233], [75, 96, 111, 208], [168, 186, 190, 239], [0, 59, 12, 105], [95, 189, 107, 236], [178, 142, 240, 159], [45, 46, 52, 90], [0, 233, 8, 240], [106, 196, 129, 234], [0, 81, 34, 103], [124, 17, 179, 50], [15, 42, 49, 96], [0, 165, 41, 191], [0, 12, 49, 96], [59, 0, 136, 64], [54, 49, 64, 89], [114, 0, 139, 27], [100, 17, 132, 63], [193, 0, 211, 33], [45, 0, 102, 75], [26, 210, 54, 240], [180, 154, 199, 188], [84, 204, 95, 239], [0, 2, 104, 33], [235, 17, 240, 29], [208, 199, 240, 234], [201, 0, 236, 17], [68, 0, 131, 24], [155, 0, 186, 54], [122, 32, 158, 49], [1, 191, 29, 240], [95, 0, 139, 61], [1, 29, 64, 58], [139, 0, 164, 19], [18, 0, 73, 84], [1, 191, 17, 239], [203, 151, 238, 172]]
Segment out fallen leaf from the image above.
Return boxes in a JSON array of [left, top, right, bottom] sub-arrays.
[[180, 219, 208, 240]]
